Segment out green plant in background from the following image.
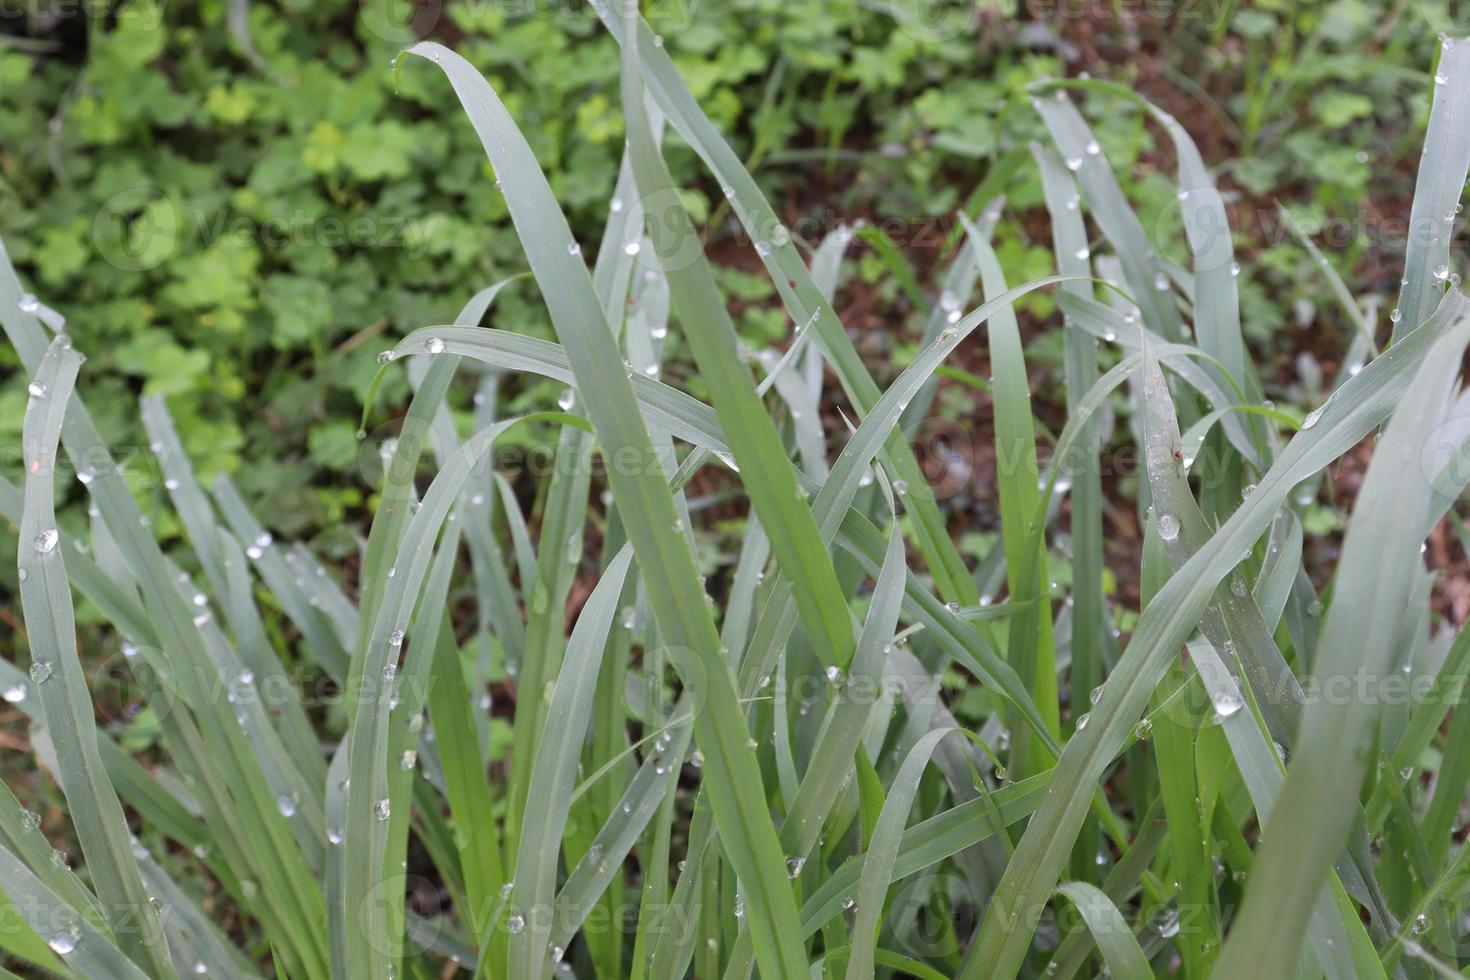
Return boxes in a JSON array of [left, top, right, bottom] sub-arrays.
[[6, 3, 1470, 980]]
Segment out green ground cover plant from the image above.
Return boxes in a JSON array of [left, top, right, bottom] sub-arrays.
[[5, 3, 1470, 979]]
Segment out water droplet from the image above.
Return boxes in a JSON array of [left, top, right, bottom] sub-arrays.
[[1134, 716, 1153, 739], [327, 827, 344, 845], [27, 380, 46, 399], [1302, 405, 1325, 429], [48, 929, 78, 956], [34, 528, 58, 554], [1413, 912, 1431, 935], [374, 799, 391, 821], [1074, 246, 1091, 261], [566, 241, 582, 257], [786, 856, 805, 878], [1154, 271, 1170, 291], [388, 630, 405, 649], [400, 750, 417, 771], [1157, 514, 1180, 541], [1065, 156, 1083, 171], [382, 662, 398, 682], [2, 684, 26, 704], [1075, 712, 1090, 731], [754, 241, 771, 257], [1211, 692, 1244, 722], [623, 240, 641, 256], [1157, 909, 1180, 938], [557, 388, 576, 411], [29, 661, 53, 685], [825, 665, 843, 684], [424, 337, 446, 355], [277, 795, 297, 818]]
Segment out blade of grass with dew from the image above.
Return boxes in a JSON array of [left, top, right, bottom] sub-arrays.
[[506, 547, 633, 977], [337, 413, 564, 980], [1137, 507, 1219, 980], [504, 422, 592, 855], [586, 0, 981, 607], [1054, 882, 1153, 980], [1392, 36, 1470, 343], [1032, 88, 1185, 344], [144, 395, 327, 800], [902, 202, 993, 431], [1214, 304, 1470, 976], [216, 528, 325, 796], [401, 41, 811, 978], [140, 395, 230, 596], [959, 291, 1470, 979], [0, 888, 62, 979], [1137, 341, 1384, 974], [1035, 140, 1108, 884], [1283, 205, 1379, 354], [965, 218, 1060, 779], [211, 474, 350, 679], [1376, 615, 1470, 836], [134, 848, 263, 980], [380, 517, 474, 972], [0, 841, 151, 979], [1056, 291, 1260, 467], [17, 338, 176, 978], [778, 519, 908, 872], [355, 353, 460, 650], [621, 29, 856, 677], [1045, 802, 1168, 979], [424, 592, 505, 933], [0, 777, 108, 937], [1045, 78, 1257, 406], [844, 727, 959, 980]]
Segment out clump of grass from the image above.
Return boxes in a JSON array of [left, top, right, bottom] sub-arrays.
[[4, 7, 1470, 979]]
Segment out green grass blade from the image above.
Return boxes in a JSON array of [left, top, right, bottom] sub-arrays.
[[0, 841, 151, 979], [1054, 882, 1153, 980], [17, 338, 176, 978], [1392, 37, 1470, 342], [1032, 90, 1184, 343], [844, 727, 957, 980], [1213, 300, 1470, 977], [507, 546, 633, 977], [621, 26, 856, 676], [965, 219, 1059, 776]]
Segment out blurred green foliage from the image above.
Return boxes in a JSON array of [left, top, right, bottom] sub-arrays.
[[0, 0, 1452, 552]]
